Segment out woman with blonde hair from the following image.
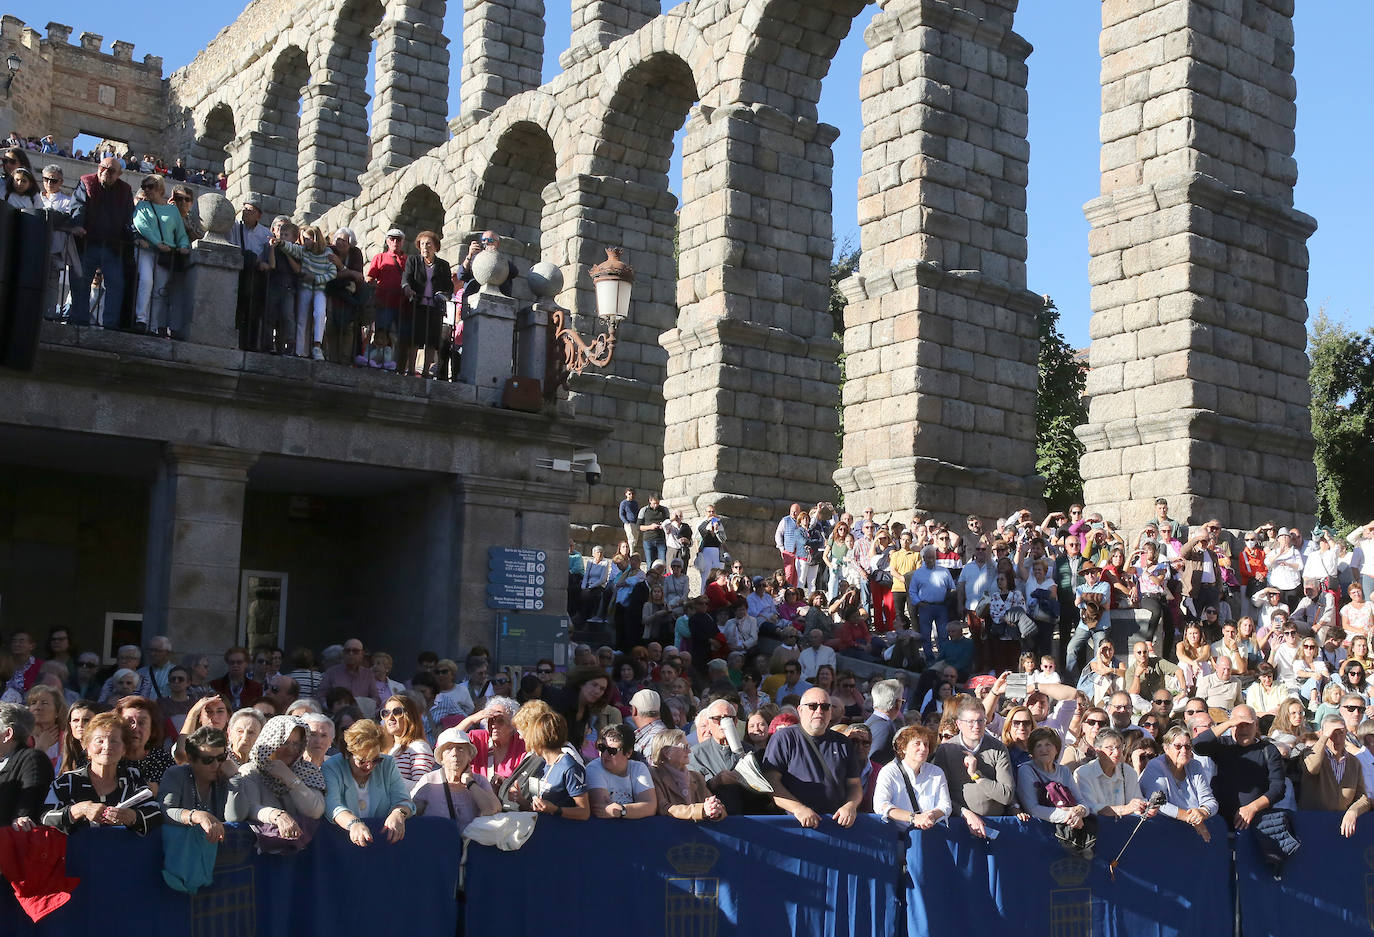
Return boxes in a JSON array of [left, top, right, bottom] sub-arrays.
[[323, 718, 415, 846], [26, 683, 66, 770], [648, 728, 724, 820], [999, 704, 1035, 769], [379, 693, 437, 783], [274, 222, 342, 360]]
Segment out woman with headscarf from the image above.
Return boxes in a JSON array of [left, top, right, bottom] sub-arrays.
[[226, 714, 326, 843]]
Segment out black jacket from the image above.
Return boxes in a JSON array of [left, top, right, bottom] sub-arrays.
[[0, 746, 55, 826], [401, 254, 455, 307]]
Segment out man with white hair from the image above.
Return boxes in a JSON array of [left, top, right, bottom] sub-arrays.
[[863, 679, 905, 765], [797, 629, 836, 681], [139, 636, 175, 698], [690, 698, 751, 814], [907, 545, 957, 662], [98, 646, 154, 701]]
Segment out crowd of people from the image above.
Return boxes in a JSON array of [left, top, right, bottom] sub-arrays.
[[2, 132, 225, 187], [0, 507, 1370, 886], [1, 153, 505, 376]]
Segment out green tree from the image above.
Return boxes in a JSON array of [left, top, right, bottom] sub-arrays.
[[829, 239, 860, 482], [1309, 310, 1374, 530], [1036, 298, 1087, 506]]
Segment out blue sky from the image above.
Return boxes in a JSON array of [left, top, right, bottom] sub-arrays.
[[15, 1, 1369, 346]]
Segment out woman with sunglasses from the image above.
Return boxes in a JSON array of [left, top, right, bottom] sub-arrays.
[[160, 726, 231, 843], [999, 704, 1036, 769], [379, 694, 437, 783], [1337, 659, 1369, 701], [1139, 725, 1218, 841]]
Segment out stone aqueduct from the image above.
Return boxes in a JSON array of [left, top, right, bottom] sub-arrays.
[[163, 0, 1316, 559]]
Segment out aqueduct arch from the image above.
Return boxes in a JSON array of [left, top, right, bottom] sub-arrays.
[[165, 0, 1317, 559]]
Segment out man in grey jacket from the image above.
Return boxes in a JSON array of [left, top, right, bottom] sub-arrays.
[[932, 699, 1021, 838]]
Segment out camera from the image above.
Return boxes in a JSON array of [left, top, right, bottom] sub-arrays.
[[574, 451, 601, 485]]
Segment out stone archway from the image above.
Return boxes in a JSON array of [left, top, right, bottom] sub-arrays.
[[246, 44, 310, 218], [393, 185, 447, 246]]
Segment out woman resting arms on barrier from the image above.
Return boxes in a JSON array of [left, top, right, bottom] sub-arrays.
[[525, 709, 591, 820], [409, 727, 500, 833], [44, 710, 162, 835], [226, 715, 326, 842], [160, 726, 231, 842], [648, 728, 725, 821], [1138, 725, 1216, 842], [874, 724, 950, 829], [324, 719, 415, 846]]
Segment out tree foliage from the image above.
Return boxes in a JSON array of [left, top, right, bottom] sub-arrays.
[[1309, 310, 1374, 530], [1036, 298, 1087, 507], [830, 239, 860, 479]]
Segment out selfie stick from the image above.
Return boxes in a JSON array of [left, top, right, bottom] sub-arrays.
[[1108, 791, 1167, 882]]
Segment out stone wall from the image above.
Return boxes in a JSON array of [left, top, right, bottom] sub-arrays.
[[1076, 0, 1316, 532], [0, 17, 167, 158]]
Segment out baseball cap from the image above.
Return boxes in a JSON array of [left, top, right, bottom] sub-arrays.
[[629, 689, 660, 715]]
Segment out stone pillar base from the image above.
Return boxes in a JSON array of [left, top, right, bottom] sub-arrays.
[[835, 456, 1042, 527]]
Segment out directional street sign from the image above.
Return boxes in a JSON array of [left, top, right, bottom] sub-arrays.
[[487, 547, 550, 610]]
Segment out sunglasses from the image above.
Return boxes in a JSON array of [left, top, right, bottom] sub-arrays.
[[492, 676, 511, 684], [598, 745, 625, 756], [380, 707, 407, 718], [1343, 705, 1364, 713], [1184, 708, 1207, 716], [1084, 719, 1108, 727], [480, 236, 497, 243], [1009, 719, 1033, 727], [1153, 699, 1172, 706], [1168, 743, 1193, 751], [801, 702, 832, 712], [195, 752, 230, 765], [536, 668, 553, 675]]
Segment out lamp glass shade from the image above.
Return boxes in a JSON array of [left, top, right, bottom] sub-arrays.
[[5, 54, 18, 73], [595, 277, 631, 324]]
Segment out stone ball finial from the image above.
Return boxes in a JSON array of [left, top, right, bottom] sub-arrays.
[[527, 261, 564, 300], [472, 249, 509, 293], [197, 193, 236, 243]]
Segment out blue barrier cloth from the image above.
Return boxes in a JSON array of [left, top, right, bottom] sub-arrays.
[[905, 815, 1232, 937], [1236, 811, 1372, 937], [463, 814, 906, 937], [0, 819, 460, 937]]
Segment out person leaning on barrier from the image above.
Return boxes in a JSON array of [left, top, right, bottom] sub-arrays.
[[0, 702, 54, 828], [587, 723, 657, 819], [763, 687, 863, 829], [524, 708, 591, 820], [409, 727, 500, 834], [226, 714, 326, 841], [324, 718, 416, 846], [1193, 705, 1298, 878], [874, 723, 950, 829], [649, 728, 725, 821], [932, 698, 1024, 838], [160, 726, 231, 843], [1299, 713, 1370, 838], [44, 710, 161, 835]]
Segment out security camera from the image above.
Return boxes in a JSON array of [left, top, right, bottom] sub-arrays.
[[574, 451, 602, 485]]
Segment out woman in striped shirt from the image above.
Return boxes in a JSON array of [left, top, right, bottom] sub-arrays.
[[380, 694, 437, 783]]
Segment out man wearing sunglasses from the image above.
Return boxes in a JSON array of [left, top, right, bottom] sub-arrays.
[[762, 688, 862, 828]]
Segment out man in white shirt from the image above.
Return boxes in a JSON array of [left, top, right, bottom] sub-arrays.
[[797, 630, 836, 681], [1265, 530, 1304, 610], [957, 542, 996, 618]]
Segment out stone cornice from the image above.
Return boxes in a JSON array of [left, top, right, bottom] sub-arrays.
[[868, 0, 1029, 61], [1075, 409, 1314, 461], [840, 260, 1044, 314], [1084, 172, 1317, 240]]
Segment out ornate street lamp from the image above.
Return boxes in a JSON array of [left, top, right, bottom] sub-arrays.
[[4, 54, 20, 97], [546, 246, 634, 395]]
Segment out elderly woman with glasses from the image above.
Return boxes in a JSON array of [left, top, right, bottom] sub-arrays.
[[649, 728, 725, 821], [324, 719, 416, 846], [410, 726, 501, 830], [586, 723, 657, 819], [226, 715, 326, 841], [160, 726, 231, 842], [1139, 725, 1217, 841]]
